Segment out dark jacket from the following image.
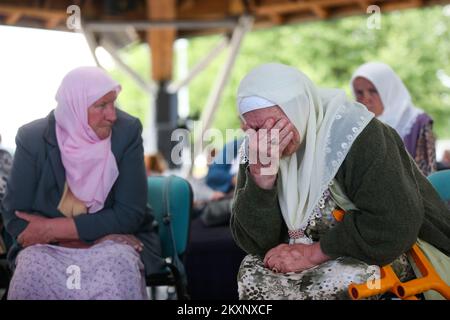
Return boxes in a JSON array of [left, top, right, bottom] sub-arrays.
[[231, 118, 450, 266], [1, 110, 164, 275]]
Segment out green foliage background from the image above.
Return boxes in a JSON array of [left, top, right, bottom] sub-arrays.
[[109, 6, 450, 143]]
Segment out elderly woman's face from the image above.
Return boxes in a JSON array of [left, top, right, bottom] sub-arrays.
[[242, 106, 301, 157], [88, 90, 117, 140], [353, 77, 384, 117]]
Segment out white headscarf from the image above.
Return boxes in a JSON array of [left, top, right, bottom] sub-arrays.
[[350, 62, 423, 139], [237, 63, 374, 244]]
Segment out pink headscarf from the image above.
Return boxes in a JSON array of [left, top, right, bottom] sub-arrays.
[[54, 66, 121, 213]]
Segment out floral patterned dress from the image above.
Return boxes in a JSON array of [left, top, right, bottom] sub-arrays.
[[237, 186, 415, 300]]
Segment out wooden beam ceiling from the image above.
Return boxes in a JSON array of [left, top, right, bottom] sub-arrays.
[[0, 0, 449, 38]]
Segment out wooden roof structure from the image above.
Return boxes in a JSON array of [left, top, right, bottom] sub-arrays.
[[2, 0, 449, 165], [1, 0, 449, 82]]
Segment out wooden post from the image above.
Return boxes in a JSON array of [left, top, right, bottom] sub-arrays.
[[146, 0, 176, 82], [146, 0, 178, 167]]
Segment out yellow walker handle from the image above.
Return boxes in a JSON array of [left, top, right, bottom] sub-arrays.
[[332, 209, 448, 300], [348, 265, 404, 300]]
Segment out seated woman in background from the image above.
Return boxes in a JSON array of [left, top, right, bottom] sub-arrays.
[[2, 67, 163, 300], [351, 62, 436, 176], [205, 137, 243, 201], [231, 63, 450, 300], [194, 137, 244, 226]]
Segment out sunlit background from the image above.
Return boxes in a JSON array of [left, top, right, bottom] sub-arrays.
[[0, 26, 96, 151]]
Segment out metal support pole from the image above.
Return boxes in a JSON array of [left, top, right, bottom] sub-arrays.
[[100, 39, 157, 96], [191, 16, 253, 164], [167, 37, 229, 94], [79, 23, 100, 66]]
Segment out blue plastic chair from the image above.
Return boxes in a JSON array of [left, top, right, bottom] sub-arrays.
[[145, 175, 193, 299], [427, 169, 450, 202]]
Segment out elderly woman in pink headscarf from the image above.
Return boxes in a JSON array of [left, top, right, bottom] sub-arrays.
[[351, 62, 437, 176], [2, 67, 162, 300]]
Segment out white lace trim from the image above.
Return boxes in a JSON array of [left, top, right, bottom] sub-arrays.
[[238, 136, 249, 164], [290, 102, 373, 240]]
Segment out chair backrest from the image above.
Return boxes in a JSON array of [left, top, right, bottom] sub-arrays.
[[427, 169, 450, 202], [147, 175, 192, 259]]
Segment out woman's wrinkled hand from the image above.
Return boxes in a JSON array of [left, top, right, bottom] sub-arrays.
[[245, 118, 296, 189], [16, 211, 53, 247], [263, 242, 330, 274], [95, 234, 144, 252]]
